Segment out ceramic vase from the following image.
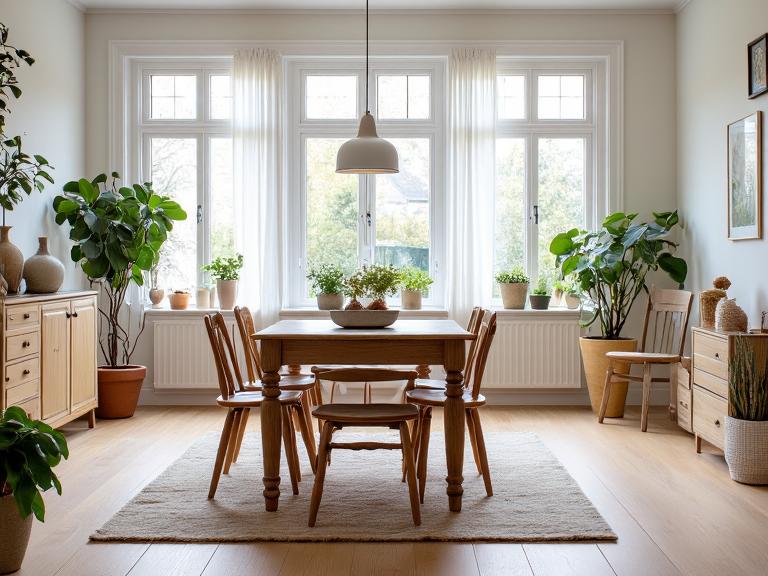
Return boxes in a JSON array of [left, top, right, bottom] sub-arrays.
[[149, 288, 165, 307], [401, 289, 423, 310], [0, 226, 24, 293], [22, 237, 64, 294], [317, 292, 344, 310], [217, 279, 238, 310], [499, 282, 528, 309]]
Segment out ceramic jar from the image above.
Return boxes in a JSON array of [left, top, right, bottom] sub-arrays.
[[0, 226, 24, 293], [22, 237, 64, 294]]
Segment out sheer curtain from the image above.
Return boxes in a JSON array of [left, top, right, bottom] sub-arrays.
[[446, 48, 497, 325], [233, 48, 282, 328]]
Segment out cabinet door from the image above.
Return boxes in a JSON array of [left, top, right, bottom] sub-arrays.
[[70, 297, 98, 411], [41, 302, 71, 422]]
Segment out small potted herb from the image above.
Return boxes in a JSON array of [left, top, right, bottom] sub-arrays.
[[307, 263, 345, 310], [343, 269, 367, 310], [202, 254, 244, 310], [169, 290, 191, 310], [362, 264, 401, 310], [564, 282, 581, 310], [495, 267, 529, 310], [552, 279, 566, 307], [399, 267, 433, 310], [529, 277, 551, 310], [0, 407, 69, 574]]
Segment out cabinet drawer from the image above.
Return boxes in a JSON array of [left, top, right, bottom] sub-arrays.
[[6, 379, 39, 406], [5, 357, 40, 388], [5, 305, 39, 331], [676, 362, 691, 390], [6, 330, 40, 361], [693, 385, 727, 450], [677, 383, 693, 433], [693, 367, 728, 399], [693, 332, 728, 380], [16, 396, 40, 420]]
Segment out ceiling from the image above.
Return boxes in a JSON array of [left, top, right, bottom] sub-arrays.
[[73, 0, 686, 12]]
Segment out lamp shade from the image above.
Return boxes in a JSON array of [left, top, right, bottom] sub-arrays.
[[336, 113, 399, 174]]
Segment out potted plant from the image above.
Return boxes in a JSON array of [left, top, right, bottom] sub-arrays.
[[552, 280, 566, 307], [550, 211, 687, 417], [307, 263, 345, 310], [169, 290, 191, 310], [529, 277, 551, 310], [564, 282, 581, 310], [202, 254, 243, 310], [344, 269, 366, 310], [0, 406, 69, 573], [53, 173, 186, 419], [725, 336, 768, 484], [148, 264, 164, 307], [361, 264, 400, 310], [496, 267, 529, 310], [399, 266, 433, 310]]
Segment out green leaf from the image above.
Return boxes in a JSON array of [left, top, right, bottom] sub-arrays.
[[549, 233, 574, 256], [135, 245, 155, 270], [91, 173, 108, 185], [62, 180, 79, 193], [158, 200, 187, 220], [70, 245, 82, 262], [78, 178, 98, 203], [658, 253, 688, 284]]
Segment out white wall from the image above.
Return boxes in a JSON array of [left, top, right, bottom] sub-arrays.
[[3, 0, 86, 290], [677, 0, 768, 327]]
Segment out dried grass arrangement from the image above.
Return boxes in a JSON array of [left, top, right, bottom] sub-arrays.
[[700, 276, 731, 328], [729, 337, 768, 421]]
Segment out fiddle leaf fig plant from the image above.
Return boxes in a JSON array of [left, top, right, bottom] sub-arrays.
[[550, 210, 687, 340], [53, 173, 187, 366]]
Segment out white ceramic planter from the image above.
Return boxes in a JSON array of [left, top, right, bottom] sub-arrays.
[[401, 289, 423, 310], [317, 292, 344, 310], [217, 279, 238, 310], [499, 282, 528, 309], [564, 293, 581, 310], [725, 416, 768, 485]]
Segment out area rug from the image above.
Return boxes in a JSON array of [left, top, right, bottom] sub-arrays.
[[91, 431, 615, 543]]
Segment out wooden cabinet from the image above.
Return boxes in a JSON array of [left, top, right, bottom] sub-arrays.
[[2, 291, 98, 429]]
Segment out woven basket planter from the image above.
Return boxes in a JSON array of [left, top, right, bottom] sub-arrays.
[[725, 416, 768, 485]]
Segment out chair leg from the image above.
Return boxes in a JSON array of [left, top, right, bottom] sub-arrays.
[[598, 361, 615, 423], [223, 409, 243, 475], [208, 409, 236, 499], [403, 408, 422, 483], [282, 406, 300, 495], [417, 406, 432, 504], [232, 408, 250, 464], [296, 395, 318, 474], [466, 407, 482, 475], [641, 364, 653, 432], [469, 408, 493, 497], [309, 421, 334, 527], [399, 421, 421, 526]]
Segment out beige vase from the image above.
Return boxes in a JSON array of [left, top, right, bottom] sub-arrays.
[[401, 289, 423, 310], [317, 292, 344, 310], [0, 226, 24, 294], [149, 288, 165, 307], [579, 337, 637, 417], [0, 494, 33, 574], [217, 279, 238, 310], [22, 237, 64, 294], [499, 282, 528, 309]]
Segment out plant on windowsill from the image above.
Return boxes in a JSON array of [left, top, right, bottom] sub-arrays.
[[0, 406, 69, 573], [362, 264, 400, 310], [495, 267, 529, 310], [168, 290, 191, 310], [202, 253, 243, 310], [529, 277, 551, 310], [307, 263, 345, 310], [552, 279, 566, 307], [549, 210, 687, 417], [148, 264, 164, 308], [563, 280, 581, 310], [399, 266, 433, 310], [53, 172, 187, 419]]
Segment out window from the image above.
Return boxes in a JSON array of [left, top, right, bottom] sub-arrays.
[[137, 62, 233, 291], [495, 63, 596, 293], [287, 60, 444, 307]]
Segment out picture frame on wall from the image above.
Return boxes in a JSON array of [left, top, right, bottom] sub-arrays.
[[748, 33, 767, 99], [727, 111, 762, 240]]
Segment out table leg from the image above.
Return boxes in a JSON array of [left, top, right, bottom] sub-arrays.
[[443, 340, 466, 512], [416, 364, 431, 379], [259, 339, 283, 512]]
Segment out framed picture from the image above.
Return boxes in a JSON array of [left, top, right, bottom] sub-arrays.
[[748, 34, 768, 99], [727, 111, 762, 240]]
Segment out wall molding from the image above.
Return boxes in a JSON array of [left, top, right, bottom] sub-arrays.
[[88, 7, 678, 16]]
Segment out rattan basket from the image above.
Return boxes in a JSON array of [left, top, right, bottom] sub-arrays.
[[725, 417, 768, 484]]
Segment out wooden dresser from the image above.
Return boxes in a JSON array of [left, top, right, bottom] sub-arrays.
[[1, 291, 98, 428]]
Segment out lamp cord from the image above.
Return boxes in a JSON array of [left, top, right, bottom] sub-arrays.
[[365, 0, 369, 114]]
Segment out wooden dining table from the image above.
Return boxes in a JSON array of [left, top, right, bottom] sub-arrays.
[[253, 318, 475, 513]]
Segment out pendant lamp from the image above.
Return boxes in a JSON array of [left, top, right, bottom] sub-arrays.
[[336, 0, 399, 174]]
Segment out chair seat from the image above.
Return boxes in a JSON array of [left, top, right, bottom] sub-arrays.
[[406, 388, 486, 408], [242, 373, 316, 392], [414, 379, 447, 390], [217, 390, 303, 408], [312, 403, 418, 424], [605, 351, 680, 364]]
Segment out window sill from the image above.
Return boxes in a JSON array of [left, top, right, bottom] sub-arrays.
[[279, 307, 450, 319], [143, 306, 234, 317]]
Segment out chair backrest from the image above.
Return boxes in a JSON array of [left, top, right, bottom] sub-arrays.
[[469, 311, 498, 400], [315, 367, 418, 390], [204, 313, 245, 398], [463, 307, 485, 386], [233, 305, 263, 382], [639, 288, 693, 356]]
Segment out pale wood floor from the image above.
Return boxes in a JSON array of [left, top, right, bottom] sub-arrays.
[[18, 405, 768, 576]]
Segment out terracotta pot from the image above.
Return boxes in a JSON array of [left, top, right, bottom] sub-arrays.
[[149, 288, 165, 307], [95, 365, 146, 419], [217, 279, 238, 310], [169, 292, 190, 310], [22, 237, 64, 294], [401, 289, 423, 310], [579, 337, 637, 417], [317, 292, 344, 310], [529, 295, 551, 310], [0, 226, 24, 294], [0, 495, 32, 574], [499, 282, 528, 309], [565, 293, 581, 309]]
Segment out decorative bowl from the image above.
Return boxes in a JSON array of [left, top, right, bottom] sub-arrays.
[[330, 309, 399, 329]]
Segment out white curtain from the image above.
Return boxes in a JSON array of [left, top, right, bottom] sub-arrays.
[[233, 48, 282, 328], [446, 48, 497, 325]]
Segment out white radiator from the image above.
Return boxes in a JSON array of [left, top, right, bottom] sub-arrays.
[[484, 312, 583, 389]]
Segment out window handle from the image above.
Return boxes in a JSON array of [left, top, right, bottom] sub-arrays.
[[533, 205, 539, 225], [364, 212, 372, 227], [197, 204, 203, 224]]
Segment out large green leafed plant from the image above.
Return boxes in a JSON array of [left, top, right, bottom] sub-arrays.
[[550, 211, 687, 339], [53, 173, 186, 366]]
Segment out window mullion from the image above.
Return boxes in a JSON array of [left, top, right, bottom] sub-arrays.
[[197, 134, 206, 288], [528, 134, 539, 284]]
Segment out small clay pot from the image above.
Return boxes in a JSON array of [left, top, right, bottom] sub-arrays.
[[401, 289, 423, 310], [317, 292, 344, 310], [529, 294, 551, 310], [169, 292, 190, 310], [499, 282, 528, 309]]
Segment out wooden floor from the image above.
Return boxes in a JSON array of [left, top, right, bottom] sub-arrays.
[[18, 405, 768, 576]]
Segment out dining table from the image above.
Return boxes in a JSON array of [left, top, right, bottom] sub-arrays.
[[252, 318, 475, 513]]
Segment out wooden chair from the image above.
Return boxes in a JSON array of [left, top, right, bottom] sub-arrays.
[[204, 313, 305, 498], [405, 311, 498, 503], [233, 306, 318, 471], [308, 368, 421, 527], [598, 288, 693, 432]]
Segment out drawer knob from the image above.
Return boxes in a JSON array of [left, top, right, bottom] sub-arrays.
[[715, 419, 721, 427], [4, 377, 8, 382], [22, 340, 30, 348], [23, 312, 30, 319], [22, 369, 30, 375], [73, 312, 79, 318], [714, 352, 720, 359]]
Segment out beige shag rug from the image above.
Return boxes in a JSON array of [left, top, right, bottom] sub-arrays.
[[91, 431, 615, 543]]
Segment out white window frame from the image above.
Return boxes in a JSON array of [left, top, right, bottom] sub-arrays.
[[285, 57, 446, 309]]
